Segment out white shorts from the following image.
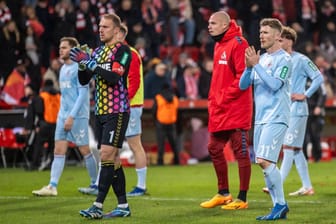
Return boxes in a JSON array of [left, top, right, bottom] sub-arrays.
[[254, 123, 287, 163], [125, 107, 143, 138], [283, 116, 307, 148], [55, 117, 89, 146]]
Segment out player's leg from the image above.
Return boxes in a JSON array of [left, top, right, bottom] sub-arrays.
[[255, 123, 289, 220], [222, 130, 250, 210], [74, 118, 98, 191], [32, 140, 68, 196], [104, 113, 131, 218], [200, 131, 232, 208], [126, 107, 147, 196]]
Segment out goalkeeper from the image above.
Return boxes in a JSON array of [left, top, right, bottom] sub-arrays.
[[70, 13, 132, 219]]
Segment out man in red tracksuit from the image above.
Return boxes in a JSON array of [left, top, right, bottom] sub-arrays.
[[200, 11, 253, 210]]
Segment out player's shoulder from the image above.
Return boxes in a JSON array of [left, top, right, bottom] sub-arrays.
[[277, 49, 292, 62]]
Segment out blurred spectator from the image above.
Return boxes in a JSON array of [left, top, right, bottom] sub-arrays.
[[198, 57, 213, 99], [141, 0, 164, 58], [317, 0, 336, 45], [314, 54, 333, 98], [25, 5, 45, 38], [75, 0, 98, 48], [301, 41, 320, 60], [0, 20, 24, 84], [133, 37, 148, 64], [319, 37, 336, 62], [272, 0, 287, 24], [25, 55, 42, 93], [0, 0, 11, 26], [43, 58, 61, 90], [183, 62, 200, 100], [25, 0, 38, 7], [22, 83, 43, 169], [166, 0, 195, 46], [243, 0, 273, 49], [25, 24, 40, 66], [116, 0, 142, 29], [144, 62, 171, 99], [328, 57, 336, 93], [52, 0, 76, 47], [303, 83, 327, 162], [299, 0, 317, 43], [35, 0, 55, 69], [33, 78, 60, 170], [152, 83, 180, 165], [1, 57, 30, 105], [171, 52, 189, 98], [94, 0, 115, 19]]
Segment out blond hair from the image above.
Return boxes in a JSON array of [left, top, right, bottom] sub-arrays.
[[260, 18, 283, 33], [60, 37, 79, 47]]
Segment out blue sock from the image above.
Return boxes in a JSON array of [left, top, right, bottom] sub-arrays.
[[136, 167, 147, 189], [280, 149, 294, 182], [294, 150, 312, 189], [49, 154, 65, 187], [84, 153, 98, 185], [264, 164, 285, 205]]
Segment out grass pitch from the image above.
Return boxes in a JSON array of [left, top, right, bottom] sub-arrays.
[[0, 161, 335, 224]]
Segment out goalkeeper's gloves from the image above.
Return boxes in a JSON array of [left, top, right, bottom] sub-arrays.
[[70, 47, 90, 63], [70, 46, 97, 71], [78, 62, 86, 71], [81, 59, 97, 71]]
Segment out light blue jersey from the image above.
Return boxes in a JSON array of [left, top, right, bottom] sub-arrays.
[[283, 51, 323, 147], [248, 49, 292, 125], [56, 62, 90, 145], [58, 62, 90, 119], [240, 48, 292, 162], [289, 51, 323, 116]]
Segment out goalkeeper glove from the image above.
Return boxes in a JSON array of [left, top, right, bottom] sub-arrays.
[[70, 47, 90, 63], [78, 63, 86, 71], [81, 59, 97, 71]]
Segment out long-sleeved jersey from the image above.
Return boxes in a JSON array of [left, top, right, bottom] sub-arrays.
[[290, 51, 323, 116], [59, 62, 90, 119], [240, 49, 292, 125]]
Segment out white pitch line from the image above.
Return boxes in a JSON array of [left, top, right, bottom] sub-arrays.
[[0, 196, 327, 204]]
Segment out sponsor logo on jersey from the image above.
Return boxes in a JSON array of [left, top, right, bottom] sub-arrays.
[[280, 66, 288, 79]]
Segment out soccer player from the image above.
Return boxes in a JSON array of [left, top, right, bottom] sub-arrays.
[[32, 37, 98, 196], [118, 24, 148, 196], [200, 11, 253, 210], [240, 18, 292, 220], [78, 24, 148, 197], [278, 26, 323, 196], [70, 13, 132, 219]]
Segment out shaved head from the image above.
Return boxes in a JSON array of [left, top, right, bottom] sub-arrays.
[[212, 11, 230, 24], [208, 11, 231, 37]]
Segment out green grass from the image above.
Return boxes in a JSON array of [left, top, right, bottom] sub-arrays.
[[0, 161, 335, 224]]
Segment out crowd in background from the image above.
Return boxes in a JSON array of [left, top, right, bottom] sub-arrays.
[[0, 0, 336, 106]]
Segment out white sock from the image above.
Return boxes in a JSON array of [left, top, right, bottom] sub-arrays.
[[136, 167, 147, 189], [118, 203, 129, 208], [264, 164, 286, 205], [280, 149, 294, 182], [94, 162, 101, 186], [84, 153, 98, 186], [294, 150, 312, 189], [49, 154, 65, 187]]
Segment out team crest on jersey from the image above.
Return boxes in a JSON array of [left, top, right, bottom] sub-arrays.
[[218, 51, 227, 65]]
